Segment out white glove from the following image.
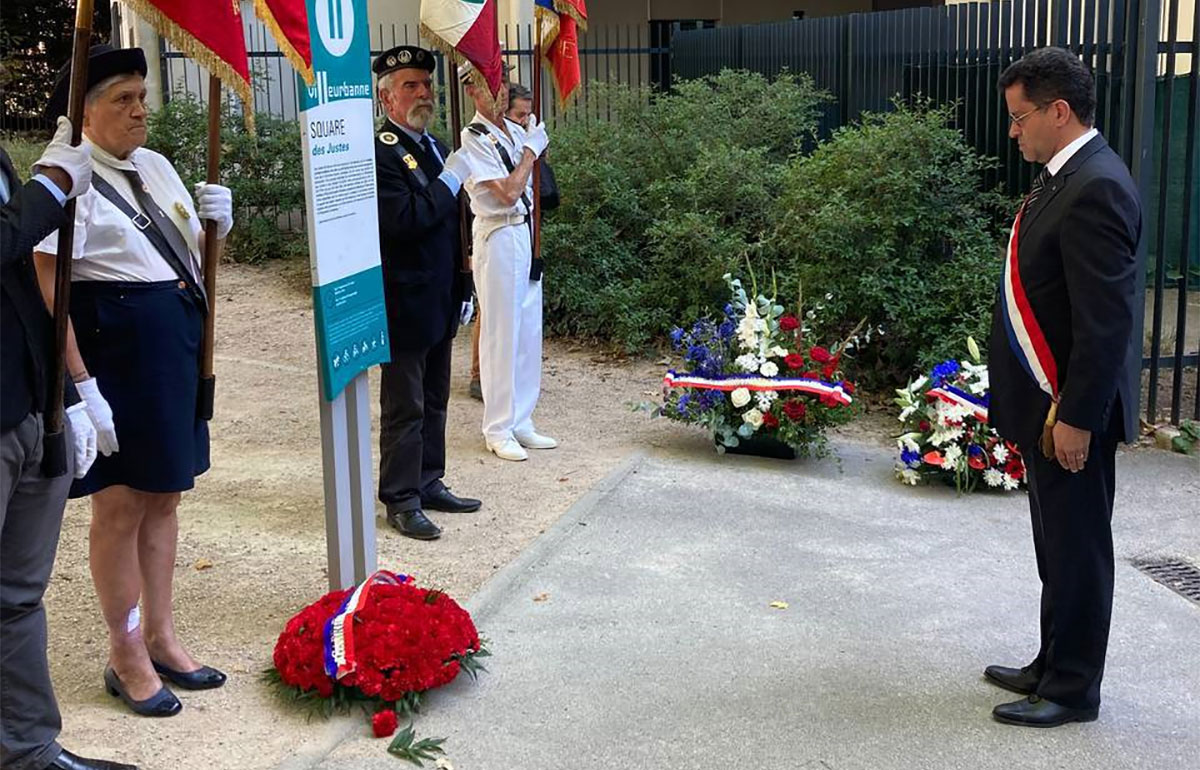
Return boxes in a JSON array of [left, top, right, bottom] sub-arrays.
[[522, 115, 549, 158], [460, 298, 475, 325], [75, 377, 119, 456], [442, 149, 472, 187], [33, 117, 92, 199], [66, 402, 97, 478], [193, 183, 234, 239]]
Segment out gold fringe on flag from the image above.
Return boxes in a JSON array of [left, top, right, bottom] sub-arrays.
[[252, 0, 314, 86], [552, 1, 587, 30], [125, 0, 255, 134], [418, 24, 500, 115]]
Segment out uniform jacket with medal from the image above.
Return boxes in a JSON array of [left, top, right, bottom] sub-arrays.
[[375, 119, 468, 351], [988, 134, 1143, 450]]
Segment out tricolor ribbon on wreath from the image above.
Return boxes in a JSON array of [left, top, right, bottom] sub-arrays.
[[926, 385, 989, 423], [323, 570, 414, 680], [663, 371, 853, 407], [999, 204, 1061, 458]]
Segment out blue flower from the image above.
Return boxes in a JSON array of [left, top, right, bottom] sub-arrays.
[[687, 344, 710, 364], [669, 326, 685, 349], [676, 394, 692, 414], [718, 319, 735, 339], [900, 448, 921, 467], [723, 303, 735, 317], [968, 445, 984, 457], [930, 359, 960, 386]]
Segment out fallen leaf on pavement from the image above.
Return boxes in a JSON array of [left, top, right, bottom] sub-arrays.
[[194, 558, 214, 571], [769, 601, 789, 610], [533, 593, 550, 603]]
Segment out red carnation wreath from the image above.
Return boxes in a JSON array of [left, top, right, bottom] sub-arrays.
[[266, 571, 489, 764]]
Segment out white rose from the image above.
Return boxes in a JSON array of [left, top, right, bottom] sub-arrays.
[[743, 408, 764, 428], [730, 388, 751, 408], [760, 361, 779, 378]]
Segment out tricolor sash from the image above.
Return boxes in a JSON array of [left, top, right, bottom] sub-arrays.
[[663, 371, 853, 407], [323, 570, 413, 680], [926, 385, 989, 423]]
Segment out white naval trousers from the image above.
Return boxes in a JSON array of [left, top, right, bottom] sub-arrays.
[[474, 219, 543, 446]]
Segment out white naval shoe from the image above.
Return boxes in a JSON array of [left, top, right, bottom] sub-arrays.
[[488, 437, 529, 462], [514, 431, 558, 450]]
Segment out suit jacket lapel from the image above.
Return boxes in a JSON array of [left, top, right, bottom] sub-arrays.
[[1019, 135, 1107, 237]]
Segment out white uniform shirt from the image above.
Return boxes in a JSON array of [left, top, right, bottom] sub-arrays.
[[459, 112, 533, 219], [35, 138, 204, 283]]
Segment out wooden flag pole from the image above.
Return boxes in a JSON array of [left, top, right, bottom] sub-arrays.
[[43, 0, 95, 477], [197, 74, 222, 420], [447, 60, 470, 271], [531, 15, 543, 269]]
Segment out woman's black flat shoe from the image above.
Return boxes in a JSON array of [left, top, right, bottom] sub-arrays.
[[151, 659, 227, 690], [103, 666, 182, 717]]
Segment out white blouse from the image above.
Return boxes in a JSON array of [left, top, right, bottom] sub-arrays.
[[459, 112, 534, 219], [36, 138, 204, 283]]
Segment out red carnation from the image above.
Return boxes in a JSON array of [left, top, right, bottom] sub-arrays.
[[918, 420, 931, 432], [842, 382, 856, 395], [372, 709, 398, 738], [809, 346, 832, 364], [784, 352, 805, 370], [762, 412, 780, 429], [802, 371, 820, 380], [779, 315, 800, 332], [782, 400, 807, 422]]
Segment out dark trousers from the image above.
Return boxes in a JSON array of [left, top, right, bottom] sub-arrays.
[[1, 412, 73, 770], [378, 336, 453, 512], [1020, 426, 1119, 710]]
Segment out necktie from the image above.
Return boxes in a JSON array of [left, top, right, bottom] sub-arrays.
[[120, 168, 205, 299], [419, 134, 443, 172], [1023, 167, 1050, 214]]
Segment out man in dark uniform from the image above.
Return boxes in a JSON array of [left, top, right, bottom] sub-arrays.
[[985, 47, 1143, 728], [373, 45, 481, 540], [2, 120, 134, 768]]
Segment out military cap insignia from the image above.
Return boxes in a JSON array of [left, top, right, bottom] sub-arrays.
[[398, 50, 412, 64], [402, 153, 419, 170], [379, 131, 398, 145], [386, 55, 396, 68], [173, 201, 191, 220]]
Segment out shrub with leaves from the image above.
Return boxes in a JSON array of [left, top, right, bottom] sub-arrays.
[[146, 96, 307, 263], [542, 70, 831, 350], [771, 100, 1014, 387]]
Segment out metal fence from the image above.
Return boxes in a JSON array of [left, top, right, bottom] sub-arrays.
[[160, 20, 668, 130], [673, 0, 1199, 425]]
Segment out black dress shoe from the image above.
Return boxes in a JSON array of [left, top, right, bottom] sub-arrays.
[[421, 488, 482, 513], [103, 666, 182, 718], [386, 508, 442, 540], [992, 694, 1099, 727], [984, 663, 1040, 695], [152, 659, 227, 690], [48, 748, 138, 770]]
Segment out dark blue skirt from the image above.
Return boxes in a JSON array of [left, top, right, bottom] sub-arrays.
[[69, 280, 209, 497]]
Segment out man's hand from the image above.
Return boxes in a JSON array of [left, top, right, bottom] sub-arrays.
[[194, 183, 234, 239], [1053, 420, 1091, 473], [460, 298, 475, 325], [33, 116, 92, 199], [443, 149, 471, 187], [522, 116, 549, 158], [66, 403, 98, 478]]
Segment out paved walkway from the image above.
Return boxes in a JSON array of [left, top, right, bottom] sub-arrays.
[[295, 441, 1200, 770]]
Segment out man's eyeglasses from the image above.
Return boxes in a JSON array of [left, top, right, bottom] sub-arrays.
[[1008, 100, 1062, 126]]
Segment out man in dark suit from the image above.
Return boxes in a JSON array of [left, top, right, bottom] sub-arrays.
[[372, 46, 482, 540], [3, 122, 135, 769], [986, 47, 1143, 728]]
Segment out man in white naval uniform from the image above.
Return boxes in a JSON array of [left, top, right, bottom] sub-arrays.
[[457, 64, 555, 462]]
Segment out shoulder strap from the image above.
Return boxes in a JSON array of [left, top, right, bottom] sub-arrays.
[[388, 130, 435, 188], [90, 173, 206, 310], [466, 123, 531, 215]]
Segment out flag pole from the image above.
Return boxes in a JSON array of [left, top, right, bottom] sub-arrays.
[[197, 74, 222, 421], [531, 14, 543, 276], [43, 0, 95, 477], [447, 57, 470, 271]]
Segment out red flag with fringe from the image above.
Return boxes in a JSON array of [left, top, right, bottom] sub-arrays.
[[253, 0, 313, 85], [124, 0, 252, 121], [535, 0, 587, 107], [420, 0, 503, 98]]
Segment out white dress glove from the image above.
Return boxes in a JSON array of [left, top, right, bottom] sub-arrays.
[[460, 297, 475, 325], [66, 402, 98, 478], [522, 115, 549, 158], [193, 183, 234, 239], [75, 377, 119, 456], [33, 117, 92, 199], [442, 149, 472, 187]]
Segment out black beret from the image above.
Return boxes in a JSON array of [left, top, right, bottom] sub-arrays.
[[373, 46, 436, 78], [47, 44, 147, 120]]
